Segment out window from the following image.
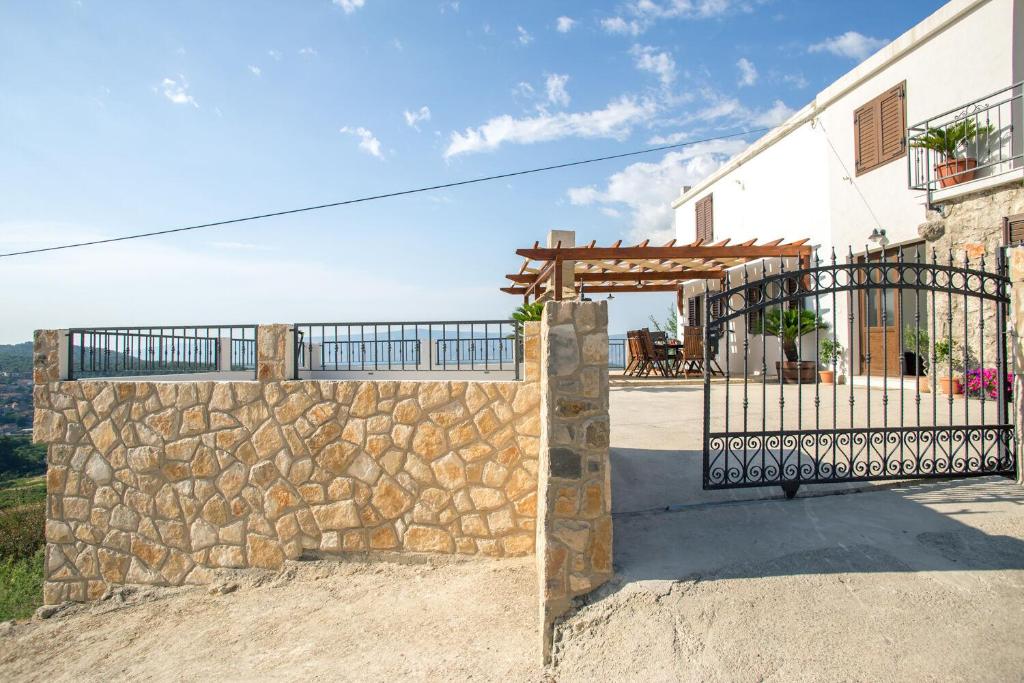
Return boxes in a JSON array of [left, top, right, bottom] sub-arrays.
[[1005, 213, 1024, 245], [746, 284, 764, 331], [687, 295, 702, 328], [854, 81, 906, 175], [695, 194, 713, 242]]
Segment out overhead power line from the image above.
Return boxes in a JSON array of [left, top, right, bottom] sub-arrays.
[[0, 127, 769, 259]]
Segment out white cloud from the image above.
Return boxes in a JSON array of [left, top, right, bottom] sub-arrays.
[[567, 140, 747, 242], [444, 96, 657, 158], [517, 25, 533, 45], [333, 0, 366, 14], [556, 16, 576, 33], [545, 73, 571, 107], [681, 89, 795, 129], [748, 99, 795, 127], [647, 131, 690, 145], [630, 45, 676, 86], [299, 47, 318, 56], [267, 49, 282, 61], [601, 0, 743, 35], [160, 76, 197, 107], [403, 106, 432, 130], [782, 72, 808, 89], [736, 57, 757, 87], [809, 31, 888, 61], [601, 17, 644, 36], [248, 65, 262, 77], [339, 126, 384, 159], [513, 81, 535, 98]]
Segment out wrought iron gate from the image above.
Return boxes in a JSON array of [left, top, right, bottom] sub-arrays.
[[702, 247, 1016, 498]]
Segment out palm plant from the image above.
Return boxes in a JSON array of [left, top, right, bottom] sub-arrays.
[[751, 308, 828, 362], [910, 119, 994, 160], [511, 301, 545, 337]]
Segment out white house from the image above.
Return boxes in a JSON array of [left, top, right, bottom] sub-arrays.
[[673, 0, 1024, 380]]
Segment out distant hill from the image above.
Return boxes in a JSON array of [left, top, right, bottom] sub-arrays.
[[0, 343, 32, 375]]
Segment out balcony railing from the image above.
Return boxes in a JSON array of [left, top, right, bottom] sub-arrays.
[[908, 82, 1022, 195], [67, 325, 257, 380], [293, 320, 520, 378]]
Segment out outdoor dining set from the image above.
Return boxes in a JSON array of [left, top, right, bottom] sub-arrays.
[[623, 327, 723, 378]]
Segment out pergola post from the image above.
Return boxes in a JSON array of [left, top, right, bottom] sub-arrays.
[[547, 229, 575, 300]]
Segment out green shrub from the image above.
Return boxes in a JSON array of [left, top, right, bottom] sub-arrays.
[[0, 501, 45, 560], [0, 547, 44, 620], [0, 476, 47, 511]]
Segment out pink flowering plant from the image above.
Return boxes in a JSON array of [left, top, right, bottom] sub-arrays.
[[964, 368, 1013, 400]]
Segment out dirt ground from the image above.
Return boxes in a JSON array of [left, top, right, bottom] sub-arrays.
[[4, 387, 1023, 681], [0, 555, 542, 682]]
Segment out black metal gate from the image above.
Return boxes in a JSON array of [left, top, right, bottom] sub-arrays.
[[702, 247, 1016, 497]]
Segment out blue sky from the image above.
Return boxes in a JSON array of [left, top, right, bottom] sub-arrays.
[[0, 0, 945, 343]]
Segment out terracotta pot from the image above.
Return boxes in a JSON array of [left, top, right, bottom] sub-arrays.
[[934, 158, 978, 188], [939, 377, 963, 395], [918, 376, 931, 394], [819, 370, 835, 384], [776, 361, 816, 384]]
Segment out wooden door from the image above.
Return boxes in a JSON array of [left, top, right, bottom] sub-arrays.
[[859, 252, 902, 376]]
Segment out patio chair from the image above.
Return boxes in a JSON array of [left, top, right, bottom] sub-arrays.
[[624, 330, 643, 376], [638, 328, 677, 377], [679, 327, 724, 377]]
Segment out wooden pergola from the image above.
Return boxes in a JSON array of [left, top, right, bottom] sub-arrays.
[[502, 237, 814, 302]]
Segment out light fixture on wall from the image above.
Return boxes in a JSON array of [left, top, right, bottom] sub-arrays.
[[868, 228, 889, 247], [606, 293, 614, 300]]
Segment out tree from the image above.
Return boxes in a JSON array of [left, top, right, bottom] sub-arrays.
[[648, 306, 678, 337]]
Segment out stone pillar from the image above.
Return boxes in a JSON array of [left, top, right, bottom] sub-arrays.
[[33, 329, 62, 384], [256, 324, 290, 381], [217, 337, 233, 373], [547, 229, 576, 300], [535, 300, 612, 664], [1009, 247, 1024, 484]]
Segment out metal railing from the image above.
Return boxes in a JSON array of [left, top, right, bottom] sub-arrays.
[[293, 321, 520, 378], [67, 325, 257, 380], [908, 81, 1022, 194], [608, 338, 627, 369]]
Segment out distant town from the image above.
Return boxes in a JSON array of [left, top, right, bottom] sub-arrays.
[[0, 343, 34, 435]]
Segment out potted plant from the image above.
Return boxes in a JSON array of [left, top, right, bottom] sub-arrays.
[[818, 338, 842, 384], [752, 308, 828, 384], [911, 118, 994, 188], [903, 325, 930, 392], [933, 338, 964, 395]]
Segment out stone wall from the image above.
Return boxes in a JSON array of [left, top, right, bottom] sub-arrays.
[[921, 183, 1024, 369], [33, 324, 541, 604], [535, 301, 613, 664], [1008, 246, 1024, 485]]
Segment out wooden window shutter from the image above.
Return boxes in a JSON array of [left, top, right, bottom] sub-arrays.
[[1005, 214, 1024, 245], [854, 81, 906, 175], [746, 284, 763, 331], [687, 296, 701, 327], [695, 194, 713, 242]]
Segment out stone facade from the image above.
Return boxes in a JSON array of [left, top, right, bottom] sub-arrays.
[[920, 183, 1024, 369], [1008, 247, 1024, 485], [33, 323, 541, 604], [535, 301, 613, 664]]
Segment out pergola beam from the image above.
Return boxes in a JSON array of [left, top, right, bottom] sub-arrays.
[[515, 244, 812, 260], [503, 269, 725, 283]]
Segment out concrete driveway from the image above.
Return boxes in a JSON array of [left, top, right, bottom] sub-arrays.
[[550, 386, 1024, 681]]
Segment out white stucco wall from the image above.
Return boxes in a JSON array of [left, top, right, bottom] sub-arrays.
[[672, 0, 1021, 374]]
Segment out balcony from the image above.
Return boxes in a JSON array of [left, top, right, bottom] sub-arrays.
[[908, 82, 1023, 202]]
